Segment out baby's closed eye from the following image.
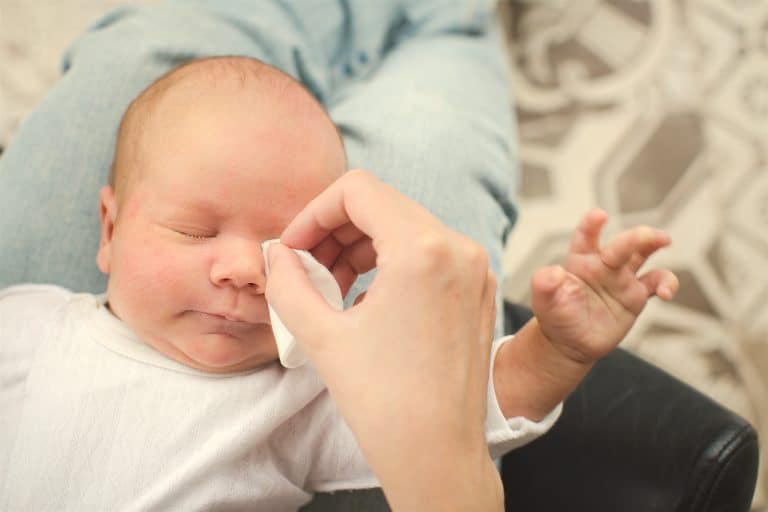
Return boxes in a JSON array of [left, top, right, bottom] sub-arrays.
[[166, 225, 217, 240], [176, 230, 214, 240]]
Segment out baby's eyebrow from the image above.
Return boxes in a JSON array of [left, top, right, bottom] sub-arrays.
[[164, 197, 226, 219]]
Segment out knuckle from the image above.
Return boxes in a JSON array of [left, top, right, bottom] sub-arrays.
[[345, 168, 371, 180], [407, 230, 454, 274], [344, 169, 378, 182], [419, 231, 453, 259], [465, 242, 489, 271], [343, 169, 375, 189]]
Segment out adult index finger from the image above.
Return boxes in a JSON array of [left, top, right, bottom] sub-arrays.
[[280, 169, 438, 250]]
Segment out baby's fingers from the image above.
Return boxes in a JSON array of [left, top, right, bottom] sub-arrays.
[[530, 265, 568, 313], [601, 227, 670, 271], [639, 269, 679, 301], [569, 208, 608, 255]]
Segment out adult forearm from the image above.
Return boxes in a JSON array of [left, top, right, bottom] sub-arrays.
[[493, 318, 592, 421]]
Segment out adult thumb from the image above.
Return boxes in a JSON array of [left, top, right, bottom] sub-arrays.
[[264, 242, 339, 349]]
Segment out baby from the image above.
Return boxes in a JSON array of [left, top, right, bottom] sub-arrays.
[[0, 56, 677, 510], [96, 55, 346, 374]]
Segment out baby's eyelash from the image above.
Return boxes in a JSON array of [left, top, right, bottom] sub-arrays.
[[175, 230, 213, 240]]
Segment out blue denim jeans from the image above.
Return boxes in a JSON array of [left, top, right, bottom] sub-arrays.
[[0, 0, 518, 338]]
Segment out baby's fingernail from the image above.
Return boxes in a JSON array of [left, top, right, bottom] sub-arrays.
[[550, 266, 566, 285], [637, 226, 655, 242], [590, 208, 607, 221]]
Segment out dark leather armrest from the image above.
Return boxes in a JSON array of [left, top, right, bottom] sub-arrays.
[[501, 307, 760, 512]]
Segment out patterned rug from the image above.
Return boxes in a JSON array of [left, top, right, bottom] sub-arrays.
[[1, 0, 766, 508], [499, 1, 767, 508]]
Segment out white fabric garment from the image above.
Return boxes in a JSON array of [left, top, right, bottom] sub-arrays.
[[0, 284, 561, 511]]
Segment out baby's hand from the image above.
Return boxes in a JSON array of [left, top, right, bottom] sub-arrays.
[[532, 208, 678, 365]]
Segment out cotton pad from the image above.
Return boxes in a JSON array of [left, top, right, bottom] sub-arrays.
[[261, 239, 343, 368]]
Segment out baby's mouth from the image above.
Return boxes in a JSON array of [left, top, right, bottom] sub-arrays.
[[192, 308, 270, 325], [208, 312, 250, 323], [190, 312, 268, 338]]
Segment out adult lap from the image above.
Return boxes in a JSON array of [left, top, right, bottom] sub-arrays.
[[0, 0, 516, 305]]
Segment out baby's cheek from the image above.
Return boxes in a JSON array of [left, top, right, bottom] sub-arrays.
[[120, 241, 182, 292], [145, 247, 198, 292]]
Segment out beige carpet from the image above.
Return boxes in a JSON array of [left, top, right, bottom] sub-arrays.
[[1, 0, 766, 508]]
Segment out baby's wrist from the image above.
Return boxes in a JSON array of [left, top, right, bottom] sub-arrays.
[[494, 318, 592, 420], [540, 330, 600, 368], [521, 318, 595, 375]]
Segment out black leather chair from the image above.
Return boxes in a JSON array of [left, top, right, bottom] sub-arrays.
[[302, 302, 760, 511], [501, 303, 759, 512]]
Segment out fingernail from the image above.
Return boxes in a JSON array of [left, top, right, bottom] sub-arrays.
[[550, 266, 566, 285], [639, 226, 655, 243], [590, 208, 608, 222]]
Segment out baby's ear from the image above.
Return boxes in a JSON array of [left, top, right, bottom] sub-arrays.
[[96, 186, 118, 274]]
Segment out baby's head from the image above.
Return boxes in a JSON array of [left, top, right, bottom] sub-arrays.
[[97, 56, 346, 373]]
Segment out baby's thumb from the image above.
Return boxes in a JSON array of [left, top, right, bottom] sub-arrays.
[[265, 242, 337, 348], [530, 265, 567, 313]]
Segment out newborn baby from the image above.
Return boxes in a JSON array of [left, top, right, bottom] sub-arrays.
[[0, 56, 561, 510]]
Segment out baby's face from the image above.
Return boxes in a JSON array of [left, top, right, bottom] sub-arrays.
[[98, 82, 344, 373]]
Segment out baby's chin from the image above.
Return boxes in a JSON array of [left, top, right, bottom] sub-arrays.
[[171, 329, 280, 374]]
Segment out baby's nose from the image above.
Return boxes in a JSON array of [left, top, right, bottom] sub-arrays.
[[210, 242, 267, 292]]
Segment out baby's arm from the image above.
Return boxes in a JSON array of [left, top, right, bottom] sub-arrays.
[[493, 209, 679, 421]]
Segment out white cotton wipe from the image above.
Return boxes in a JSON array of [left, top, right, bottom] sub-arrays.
[[261, 239, 343, 369]]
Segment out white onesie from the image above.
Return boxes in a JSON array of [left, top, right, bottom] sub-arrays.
[[0, 248, 561, 511]]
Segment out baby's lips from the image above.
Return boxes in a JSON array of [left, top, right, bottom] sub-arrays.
[[199, 297, 272, 324], [218, 312, 254, 323]]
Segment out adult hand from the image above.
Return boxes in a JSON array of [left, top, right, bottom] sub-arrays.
[[265, 170, 503, 512]]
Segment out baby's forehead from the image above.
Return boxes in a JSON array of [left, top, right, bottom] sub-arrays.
[[113, 57, 345, 201], [155, 58, 316, 113], [143, 61, 337, 147]]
